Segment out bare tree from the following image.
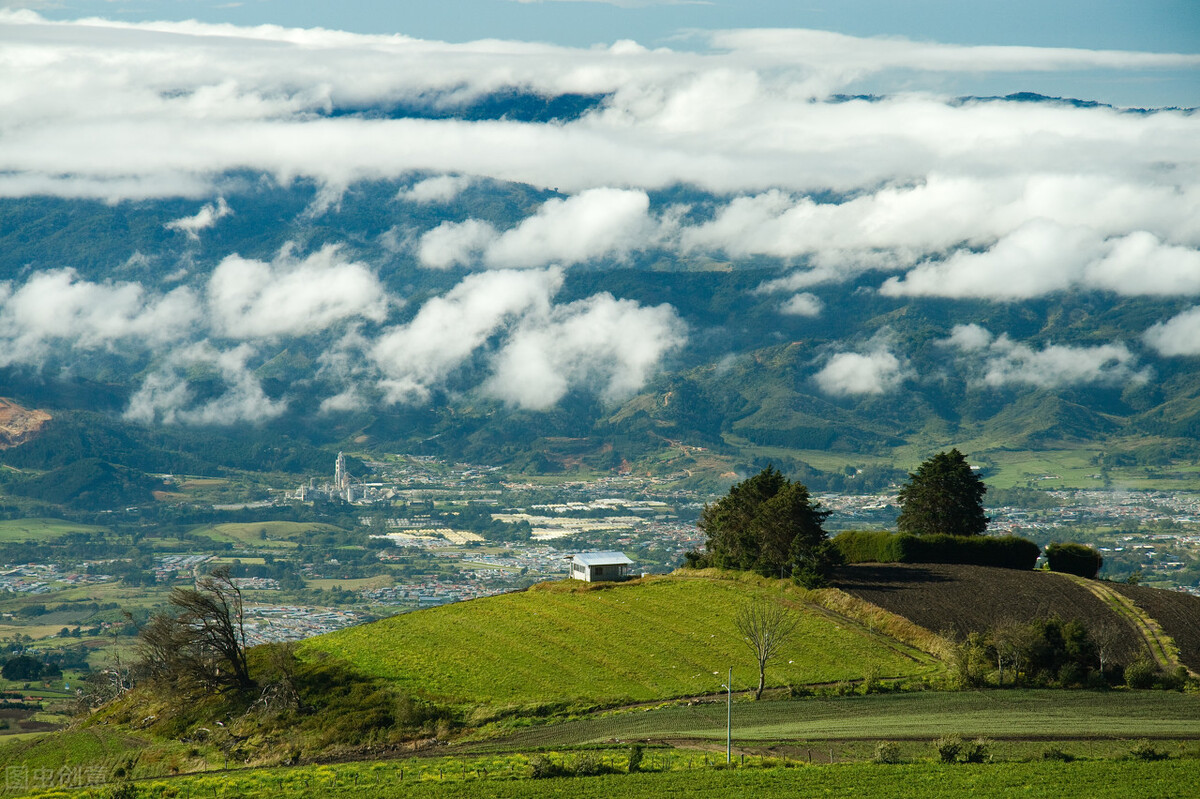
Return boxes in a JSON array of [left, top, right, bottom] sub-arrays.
[[735, 598, 799, 700], [139, 567, 252, 694]]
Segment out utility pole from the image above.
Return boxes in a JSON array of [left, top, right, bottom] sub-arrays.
[[723, 666, 732, 763]]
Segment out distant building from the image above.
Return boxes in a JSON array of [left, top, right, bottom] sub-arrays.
[[568, 551, 634, 582]]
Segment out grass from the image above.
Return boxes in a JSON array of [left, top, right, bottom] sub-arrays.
[[303, 573, 942, 708], [0, 519, 108, 543], [189, 522, 342, 549], [476, 690, 1200, 751], [21, 753, 1200, 799]]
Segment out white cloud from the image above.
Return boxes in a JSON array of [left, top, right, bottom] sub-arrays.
[[371, 267, 685, 405], [944, 323, 993, 352], [0, 269, 198, 366], [485, 293, 686, 408], [125, 342, 287, 425], [207, 244, 388, 338], [165, 197, 232, 240], [779, 292, 822, 317], [944, 325, 1144, 387], [484, 188, 655, 269], [417, 219, 499, 269], [1144, 307, 1200, 357], [815, 345, 905, 397], [371, 268, 562, 402], [398, 175, 473, 204]]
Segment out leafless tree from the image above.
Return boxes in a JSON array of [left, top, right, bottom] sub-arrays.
[[735, 598, 799, 700], [139, 567, 252, 694]]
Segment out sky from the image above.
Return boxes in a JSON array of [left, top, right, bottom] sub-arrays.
[[0, 2, 1198, 421]]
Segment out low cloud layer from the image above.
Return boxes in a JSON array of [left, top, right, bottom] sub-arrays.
[[814, 337, 906, 397], [944, 324, 1145, 388]]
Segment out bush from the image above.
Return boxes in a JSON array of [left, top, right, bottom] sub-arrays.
[[961, 738, 991, 764], [1045, 543, 1103, 579], [627, 744, 644, 773], [1042, 746, 1075, 762], [1125, 659, 1159, 690], [874, 741, 902, 764], [832, 531, 1039, 570], [934, 735, 963, 763], [528, 755, 569, 779], [1129, 739, 1168, 761]]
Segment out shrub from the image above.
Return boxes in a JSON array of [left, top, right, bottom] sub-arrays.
[[874, 741, 902, 764], [1125, 659, 1159, 690], [1129, 739, 1168, 761], [627, 744, 644, 773], [1045, 543, 1103, 579], [528, 755, 569, 779], [1042, 746, 1075, 762], [934, 735, 963, 763], [961, 738, 991, 764]]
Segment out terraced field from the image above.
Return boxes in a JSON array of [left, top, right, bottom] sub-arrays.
[[303, 574, 942, 707]]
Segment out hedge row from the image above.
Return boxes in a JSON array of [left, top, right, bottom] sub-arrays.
[[833, 530, 1041, 571], [1045, 542, 1103, 579]]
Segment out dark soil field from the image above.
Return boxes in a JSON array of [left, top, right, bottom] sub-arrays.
[[1110, 583, 1200, 672], [832, 563, 1141, 661]]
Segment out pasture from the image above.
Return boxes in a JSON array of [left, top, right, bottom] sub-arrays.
[[303, 574, 942, 707]]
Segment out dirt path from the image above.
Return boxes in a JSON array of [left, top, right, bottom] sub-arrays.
[[1066, 576, 1181, 671]]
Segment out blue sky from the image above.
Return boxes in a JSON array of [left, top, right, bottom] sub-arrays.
[[24, 0, 1198, 52]]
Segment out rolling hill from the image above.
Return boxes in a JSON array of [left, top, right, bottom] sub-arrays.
[[302, 565, 1196, 713], [301, 572, 942, 708]]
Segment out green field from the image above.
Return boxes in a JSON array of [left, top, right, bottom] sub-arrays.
[[190, 521, 341, 549], [23, 757, 1200, 799], [478, 690, 1200, 751], [304, 574, 941, 707], [0, 519, 108, 543]]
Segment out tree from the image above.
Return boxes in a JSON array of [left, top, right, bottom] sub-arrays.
[[139, 567, 252, 694], [735, 598, 798, 700], [690, 466, 834, 585], [896, 449, 988, 536]]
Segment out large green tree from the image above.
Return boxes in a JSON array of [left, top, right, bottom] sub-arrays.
[[896, 449, 988, 536], [689, 466, 836, 585]]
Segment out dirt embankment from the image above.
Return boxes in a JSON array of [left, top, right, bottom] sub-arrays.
[[0, 398, 50, 449]]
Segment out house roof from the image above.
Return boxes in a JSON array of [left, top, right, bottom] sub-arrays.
[[572, 551, 633, 567]]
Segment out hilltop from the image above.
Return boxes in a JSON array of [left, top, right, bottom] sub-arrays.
[[302, 572, 943, 709]]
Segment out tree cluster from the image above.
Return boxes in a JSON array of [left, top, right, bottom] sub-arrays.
[[686, 466, 839, 587], [953, 616, 1143, 689]]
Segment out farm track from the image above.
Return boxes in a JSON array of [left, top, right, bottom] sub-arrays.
[[1065, 577, 1180, 671]]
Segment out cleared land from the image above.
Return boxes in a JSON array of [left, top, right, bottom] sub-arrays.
[[190, 521, 341, 548], [303, 574, 941, 707], [0, 518, 107, 543], [833, 564, 1143, 660], [1111, 583, 1200, 673]]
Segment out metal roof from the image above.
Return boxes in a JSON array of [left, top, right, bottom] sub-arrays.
[[572, 551, 633, 567]]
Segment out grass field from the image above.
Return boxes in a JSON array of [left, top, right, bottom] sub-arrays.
[[475, 690, 1200, 751], [303, 574, 941, 707], [0, 519, 108, 543], [190, 522, 342, 549], [23, 756, 1200, 799]]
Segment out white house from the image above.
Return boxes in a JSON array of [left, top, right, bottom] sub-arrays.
[[569, 551, 634, 582]]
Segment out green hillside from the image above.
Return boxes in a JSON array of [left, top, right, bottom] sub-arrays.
[[303, 573, 942, 707]]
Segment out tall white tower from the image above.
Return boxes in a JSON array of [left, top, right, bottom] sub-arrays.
[[335, 451, 347, 492]]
